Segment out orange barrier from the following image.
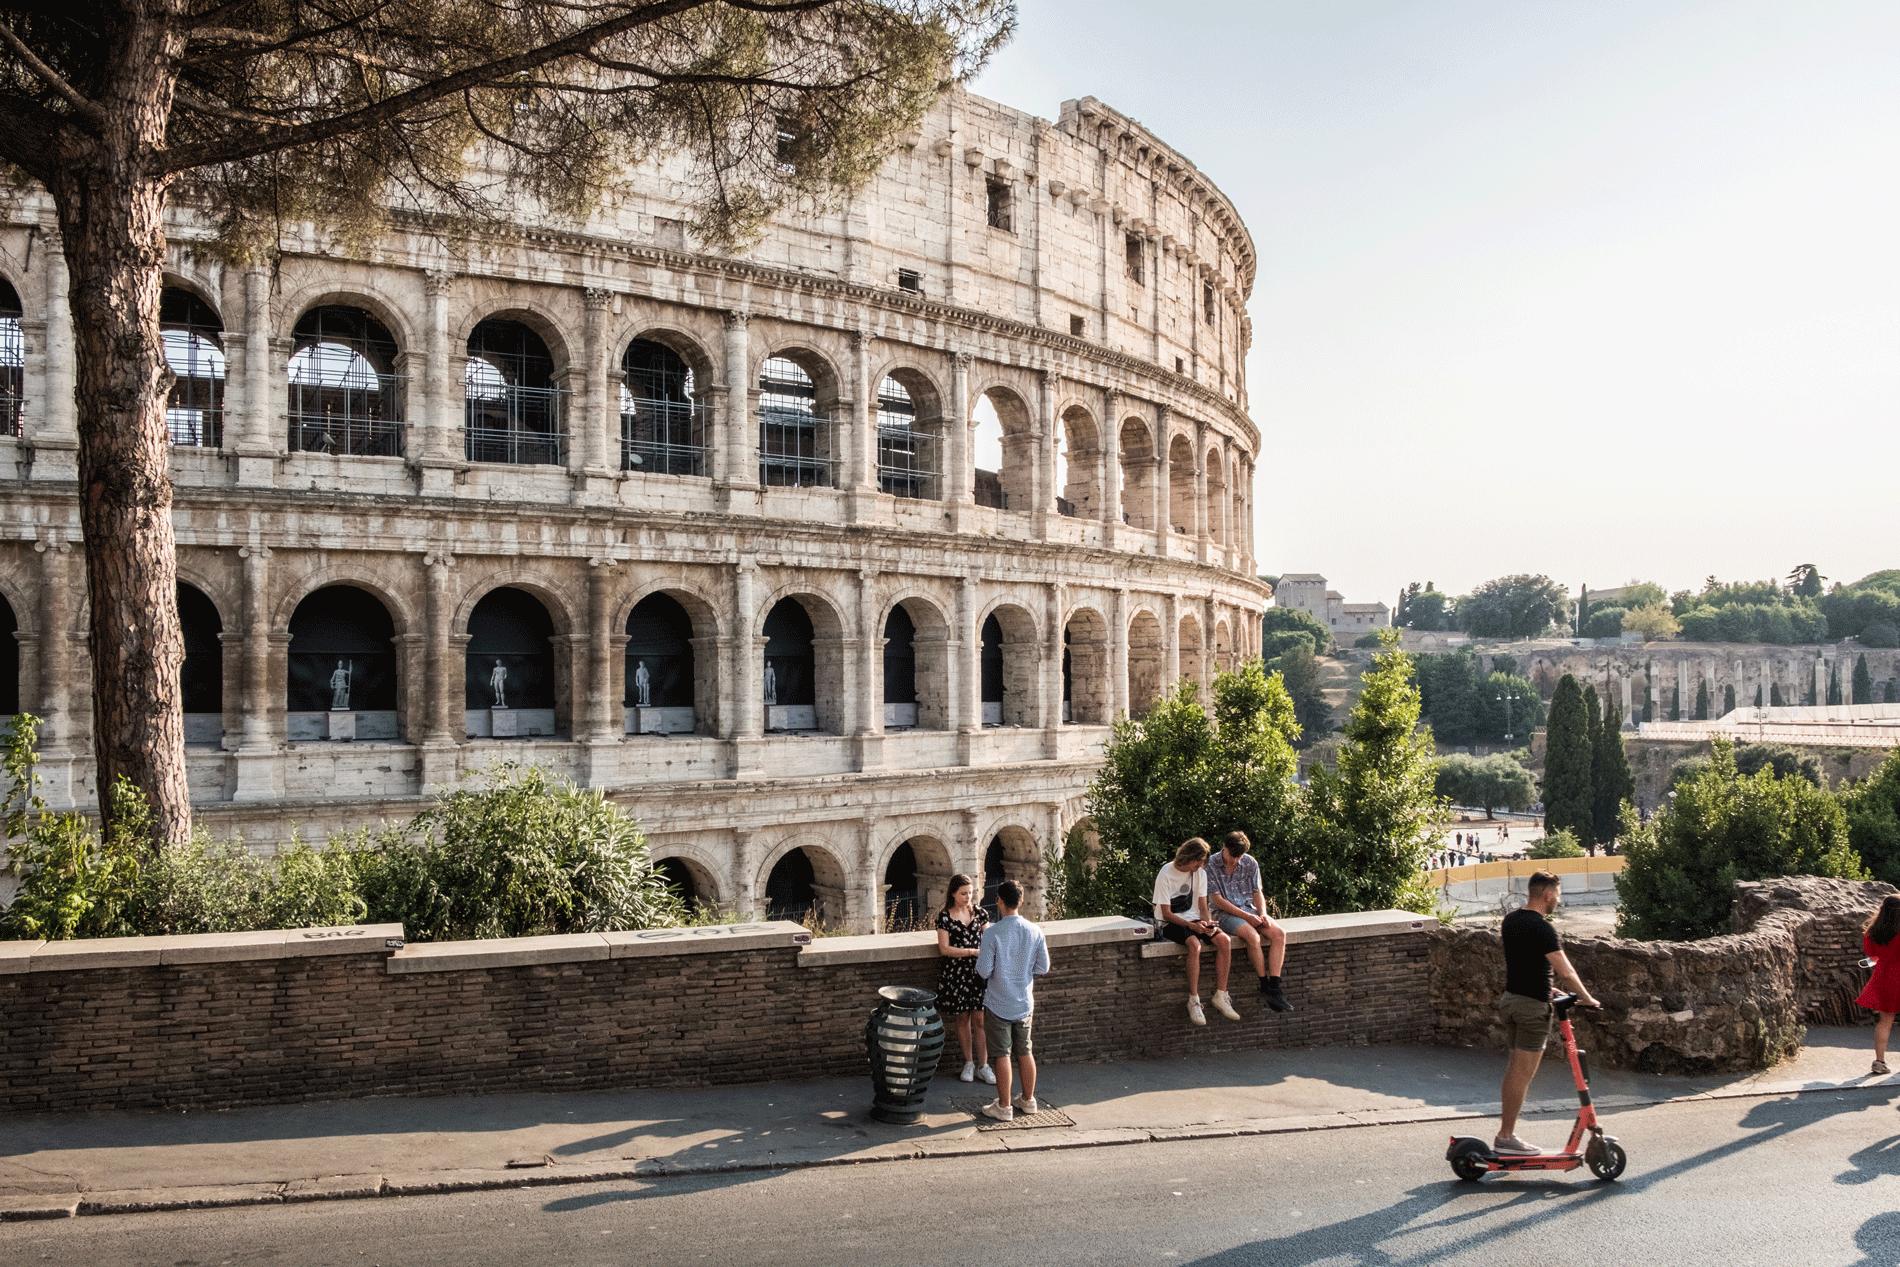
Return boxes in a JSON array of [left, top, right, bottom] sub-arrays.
[[1424, 854, 1626, 887]]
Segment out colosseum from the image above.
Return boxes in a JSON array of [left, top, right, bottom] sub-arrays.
[[0, 88, 1268, 931]]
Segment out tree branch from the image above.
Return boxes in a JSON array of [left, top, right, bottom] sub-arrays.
[[0, 18, 106, 126]]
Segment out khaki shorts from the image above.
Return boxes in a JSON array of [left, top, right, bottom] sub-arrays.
[[1497, 992, 1552, 1052], [984, 1008, 1033, 1058]]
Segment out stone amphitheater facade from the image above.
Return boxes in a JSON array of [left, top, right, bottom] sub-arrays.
[[0, 89, 1268, 931]]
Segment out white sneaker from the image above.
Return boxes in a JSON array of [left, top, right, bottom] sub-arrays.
[[1188, 996, 1206, 1026], [1211, 990, 1241, 1021], [1012, 1095, 1038, 1116], [959, 1061, 975, 1083], [977, 1063, 997, 1085], [980, 1100, 1014, 1122]]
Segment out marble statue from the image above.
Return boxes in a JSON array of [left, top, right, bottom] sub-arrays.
[[490, 659, 509, 709], [329, 660, 351, 711], [634, 659, 651, 708], [763, 661, 777, 706]]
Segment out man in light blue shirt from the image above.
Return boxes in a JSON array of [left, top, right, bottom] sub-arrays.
[[974, 879, 1050, 1122]]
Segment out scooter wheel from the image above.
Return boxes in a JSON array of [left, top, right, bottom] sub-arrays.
[[1587, 1141, 1626, 1181], [1451, 1154, 1489, 1182]]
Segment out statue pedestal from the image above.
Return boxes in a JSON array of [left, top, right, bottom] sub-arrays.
[[633, 706, 665, 734], [490, 708, 518, 737], [326, 710, 356, 741]]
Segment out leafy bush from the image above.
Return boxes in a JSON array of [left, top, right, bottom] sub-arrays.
[[1435, 752, 1536, 818], [134, 833, 270, 935], [1260, 607, 1330, 655], [1353, 632, 1384, 648], [1529, 828, 1585, 859], [1862, 620, 1899, 649], [1581, 606, 1626, 639], [0, 716, 144, 940], [1616, 738, 1863, 940], [1845, 748, 1900, 887]]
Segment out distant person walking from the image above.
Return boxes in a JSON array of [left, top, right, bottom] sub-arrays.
[[1495, 870, 1600, 1155], [974, 879, 1049, 1122], [934, 873, 995, 1087], [1858, 895, 1900, 1076]]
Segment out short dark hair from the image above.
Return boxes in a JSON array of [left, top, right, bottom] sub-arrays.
[[997, 879, 1023, 909], [1527, 870, 1560, 901], [1222, 831, 1251, 857]]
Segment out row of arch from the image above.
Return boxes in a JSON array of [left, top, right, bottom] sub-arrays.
[[0, 570, 1247, 743], [0, 273, 1255, 556]]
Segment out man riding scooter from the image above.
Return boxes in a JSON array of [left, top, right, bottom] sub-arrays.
[[1495, 870, 1600, 1155]]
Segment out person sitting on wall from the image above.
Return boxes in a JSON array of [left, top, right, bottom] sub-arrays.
[[1154, 838, 1239, 1027], [1204, 831, 1293, 1014], [974, 879, 1049, 1122], [1495, 870, 1600, 1155]]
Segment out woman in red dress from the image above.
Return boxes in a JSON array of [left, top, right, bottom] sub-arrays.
[[1857, 895, 1900, 1075]]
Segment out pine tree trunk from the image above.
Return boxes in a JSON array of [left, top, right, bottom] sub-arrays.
[[42, 12, 191, 846]]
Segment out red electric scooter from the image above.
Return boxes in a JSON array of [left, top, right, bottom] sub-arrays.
[[1445, 992, 1627, 1181]]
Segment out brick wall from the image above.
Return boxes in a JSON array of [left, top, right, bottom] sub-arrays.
[[0, 914, 1432, 1113]]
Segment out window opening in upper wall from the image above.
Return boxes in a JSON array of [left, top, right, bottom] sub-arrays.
[[1175, 357, 1185, 374], [160, 288, 226, 448], [621, 339, 703, 476], [775, 126, 799, 174], [876, 376, 936, 499], [759, 356, 833, 488], [288, 306, 404, 457], [986, 180, 1013, 232], [0, 278, 21, 439], [1203, 283, 1217, 326], [1070, 315, 1086, 338], [897, 268, 922, 294], [465, 319, 563, 466], [1125, 234, 1144, 285]]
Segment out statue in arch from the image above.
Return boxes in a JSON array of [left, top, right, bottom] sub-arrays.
[[489, 659, 509, 709], [763, 661, 777, 707], [634, 659, 651, 708], [329, 660, 351, 711]]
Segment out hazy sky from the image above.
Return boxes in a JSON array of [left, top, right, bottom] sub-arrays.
[[971, 0, 1899, 610]]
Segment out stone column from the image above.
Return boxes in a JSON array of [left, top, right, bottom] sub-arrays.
[[414, 271, 457, 493], [1620, 670, 1633, 726], [1202, 597, 1217, 695], [1111, 587, 1130, 719], [569, 288, 615, 500], [730, 828, 757, 919], [1099, 388, 1122, 542], [31, 535, 78, 806], [29, 227, 79, 480], [958, 807, 983, 882], [1042, 581, 1064, 758], [1192, 422, 1210, 565], [731, 558, 761, 776], [845, 331, 876, 522], [957, 573, 980, 766], [1033, 367, 1057, 541], [230, 543, 283, 802], [1163, 592, 1180, 687], [413, 551, 461, 788], [856, 569, 883, 771], [585, 558, 619, 739], [227, 265, 278, 485], [949, 352, 973, 531], [1152, 408, 1170, 554], [1759, 660, 1772, 711], [1676, 659, 1689, 719], [720, 312, 756, 514]]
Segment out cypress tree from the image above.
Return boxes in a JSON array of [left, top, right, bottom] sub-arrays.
[[1828, 666, 1842, 706], [1694, 680, 1709, 720], [1855, 654, 1873, 706], [1753, 685, 1763, 708], [1770, 683, 1784, 707], [1670, 686, 1681, 722], [1543, 676, 1593, 849], [1724, 684, 1737, 714], [1581, 685, 1603, 850], [1592, 697, 1633, 849]]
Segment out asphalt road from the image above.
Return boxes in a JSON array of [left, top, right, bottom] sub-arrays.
[[9, 1089, 1900, 1266]]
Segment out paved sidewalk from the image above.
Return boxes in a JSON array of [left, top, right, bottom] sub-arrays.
[[3, 1026, 1895, 1220]]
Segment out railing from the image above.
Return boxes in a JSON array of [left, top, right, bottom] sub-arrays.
[[466, 385, 565, 466], [289, 373, 407, 457], [621, 396, 706, 476], [876, 423, 937, 499], [0, 382, 21, 439], [759, 405, 834, 488], [166, 407, 221, 448]]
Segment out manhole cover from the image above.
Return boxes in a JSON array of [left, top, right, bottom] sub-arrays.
[[947, 1098, 1076, 1131]]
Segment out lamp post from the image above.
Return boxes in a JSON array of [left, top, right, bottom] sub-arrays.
[[1496, 690, 1521, 745], [1754, 704, 1769, 742]]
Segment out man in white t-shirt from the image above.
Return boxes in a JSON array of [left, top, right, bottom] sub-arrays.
[[1153, 837, 1238, 1026]]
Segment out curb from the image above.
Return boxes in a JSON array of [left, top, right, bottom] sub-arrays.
[[5, 1074, 1894, 1221]]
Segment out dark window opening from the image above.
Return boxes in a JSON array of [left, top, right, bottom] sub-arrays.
[[161, 289, 225, 448], [884, 842, 919, 930], [178, 583, 223, 718], [765, 849, 816, 923], [466, 320, 563, 466], [625, 593, 695, 709], [621, 339, 703, 476], [1203, 283, 1217, 326], [1070, 315, 1086, 338], [1125, 234, 1145, 285], [982, 836, 1007, 918], [763, 598, 817, 713], [657, 857, 697, 908], [0, 278, 20, 438], [289, 306, 404, 457], [897, 268, 922, 294], [980, 614, 1005, 714], [0, 593, 18, 716], [287, 586, 398, 714], [1175, 356, 1185, 374], [466, 587, 557, 714], [883, 606, 917, 708], [986, 180, 1013, 232]]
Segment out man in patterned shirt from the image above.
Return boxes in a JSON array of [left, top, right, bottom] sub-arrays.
[[1205, 831, 1293, 1014]]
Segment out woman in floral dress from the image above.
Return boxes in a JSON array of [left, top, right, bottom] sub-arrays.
[[935, 873, 994, 1085]]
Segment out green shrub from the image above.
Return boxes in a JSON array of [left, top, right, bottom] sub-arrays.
[[1, 716, 145, 940], [133, 833, 270, 935], [1529, 828, 1585, 859], [1353, 632, 1384, 648], [1862, 620, 1900, 649]]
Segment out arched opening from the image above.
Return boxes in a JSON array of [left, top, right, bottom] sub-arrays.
[[1058, 407, 1100, 519], [897, 835, 956, 926], [1205, 450, 1226, 545], [178, 583, 223, 745], [982, 835, 1006, 917], [984, 605, 1041, 728], [882, 604, 918, 728], [465, 319, 563, 466], [1119, 418, 1155, 530], [0, 278, 20, 438], [981, 826, 1045, 919], [287, 585, 399, 741], [763, 598, 818, 731], [1128, 610, 1164, 717], [1215, 620, 1233, 674], [656, 857, 698, 908], [765, 845, 847, 926], [759, 356, 835, 488], [1179, 612, 1203, 693], [1064, 609, 1110, 724], [288, 306, 403, 456], [1168, 434, 1195, 537], [621, 338, 705, 476], [625, 593, 696, 735], [466, 587, 559, 737], [0, 592, 17, 717], [971, 388, 1035, 513], [980, 613, 1005, 726], [876, 375, 939, 499], [883, 841, 919, 929], [161, 288, 225, 448]]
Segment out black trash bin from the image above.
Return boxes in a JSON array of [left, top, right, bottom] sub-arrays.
[[865, 985, 946, 1124]]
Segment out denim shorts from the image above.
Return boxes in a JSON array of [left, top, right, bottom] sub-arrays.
[[1215, 912, 1258, 937]]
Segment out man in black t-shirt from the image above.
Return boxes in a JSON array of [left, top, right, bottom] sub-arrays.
[[1494, 870, 1599, 1155]]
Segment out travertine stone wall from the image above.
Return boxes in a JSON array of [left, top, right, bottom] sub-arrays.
[[0, 85, 1270, 932]]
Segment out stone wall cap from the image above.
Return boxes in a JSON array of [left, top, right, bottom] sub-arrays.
[[795, 916, 1155, 968], [387, 933, 609, 973], [1142, 909, 1430, 957], [159, 930, 288, 965], [28, 936, 170, 971], [0, 940, 44, 974], [280, 924, 407, 957], [603, 921, 810, 958]]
